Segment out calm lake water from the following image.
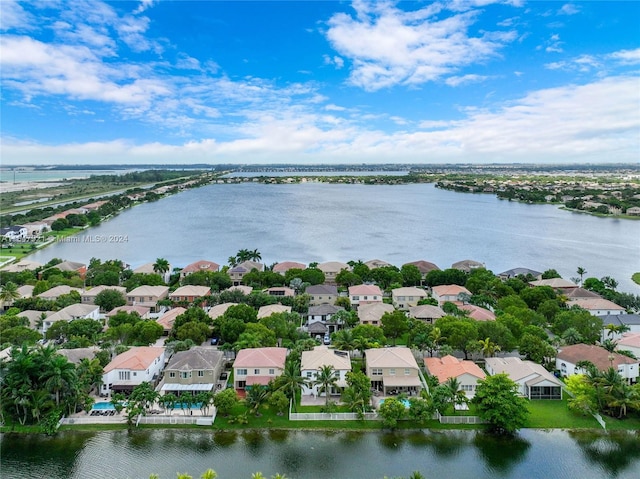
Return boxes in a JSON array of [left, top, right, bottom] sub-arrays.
[[28, 183, 640, 292], [1, 429, 639, 479]]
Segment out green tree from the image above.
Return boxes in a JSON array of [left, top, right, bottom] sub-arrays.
[[153, 258, 170, 277], [268, 390, 289, 416], [0, 282, 21, 308], [213, 388, 239, 417], [400, 264, 422, 287], [381, 310, 409, 346], [378, 397, 406, 428], [94, 289, 126, 312], [313, 365, 339, 407], [276, 359, 307, 412], [342, 370, 372, 416], [472, 373, 529, 435], [245, 386, 268, 416]]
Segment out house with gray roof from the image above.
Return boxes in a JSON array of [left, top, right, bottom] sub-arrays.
[[408, 304, 445, 324], [306, 304, 345, 336], [306, 284, 338, 306], [161, 347, 225, 395], [485, 357, 563, 399], [498, 268, 542, 280]]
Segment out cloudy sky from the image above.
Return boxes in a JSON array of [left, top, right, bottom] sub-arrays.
[[1, 0, 638, 165]]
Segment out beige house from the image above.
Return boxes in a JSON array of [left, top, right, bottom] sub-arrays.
[[169, 285, 211, 303], [179, 260, 220, 279], [424, 355, 485, 398], [451, 259, 484, 273], [1, 259, 43, 273], [317, 261, 350, 284], [41, 303, 100, 334], [228, 261, 264, 286], [133, 262, 171, 283], [365, 347, 423, 396], [161, 347, 225, 395], [349, 284, 383, 310], [617, 333, 640, 358], [358, 302, 395, 326], [529, 278, 577, 290], [126, 285, 169, 312], [207, 302, 238, 321], [233, 347, 287, 390], [404, 260, 440, 285], [300, 346, 351, 397], [557, 343, 638, 384], [272, 261, 306, 275], [364, 259, 392, 269], [391, 287, 428, 310], [266, 286, 295, 297], [306, 284, 338, 306], [485, 357, 563, 399], [408, 304, 445, 324], [257, 304, 292, 319], [156, 307, 187, 334], [568, 297, 625, 316], [431, 284, 471, 306], [106, 305, 151, 319], [37, 285, 82, 301], [81, 285, 126, 306]]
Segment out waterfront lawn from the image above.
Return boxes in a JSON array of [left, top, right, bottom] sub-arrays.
[[603, 412, 640, 431], [525, 398, 600, 429], [0, 246, 35, 261], [633, 272, 640, 286]]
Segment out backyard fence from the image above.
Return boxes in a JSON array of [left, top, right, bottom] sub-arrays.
[[289, 411, 379, 421], [433, 411, 486, 425]]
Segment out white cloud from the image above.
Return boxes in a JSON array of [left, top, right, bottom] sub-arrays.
[[325, 1, 518, 90], [133, 0, 159, 15], [544, 48, 640, 72], [609, 48, 640, 65], [558, 4, 580, 16], [0, 0, 34, 31], [445, 74, 489, 86]]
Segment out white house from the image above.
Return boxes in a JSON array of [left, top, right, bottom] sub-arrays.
[[42, 304, 100, 334], [101, 346, 165, 396], [485, 357, 563, 399], [568, 298, 625, 317], [617, 333, 640, 359], [300, 346, 351, 397], [556, 343, 639, 384], [1, 225, 28, 240], [431, 285, 471, 306], [348, 284, 383, 310]]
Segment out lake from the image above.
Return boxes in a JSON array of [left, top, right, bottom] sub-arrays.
[[1, 429, 639, 479], [28, 182, 640, 292]]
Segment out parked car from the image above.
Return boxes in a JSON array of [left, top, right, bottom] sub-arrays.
[[210, 337, 219, 345], [323, 334, 331, 345]]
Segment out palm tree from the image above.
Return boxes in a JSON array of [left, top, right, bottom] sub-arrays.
[[153, 258, 170, 276], [248, 249, 262, 262], [478, 337, 501, 358], [444, 377, 466, 414], [245, 386, 268, 415], [332, 329, 356, 357], [601, 276, 619, 290], [313, 365, 338, 407], [277, 359, 307, 412], [42, 354, 77, 407], [601, 338, 618, 353], [609, 383, 640, 418], [0, 281, 21, 308], [576, 266, 587, 286]]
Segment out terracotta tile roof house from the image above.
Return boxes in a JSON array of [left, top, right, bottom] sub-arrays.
[[459, 304, 496, 321], [306, 284, 338, 306], [102, 346, 165, 395], [257, 304, 292, 319], [169, 285, 211, 302], [485, 357, 563, 399], [404, 260, 441, 276], [233, 347, 287, 390], [37, 285, 82, 300], [529, 278, 578, 289], [207, 302, 238, 321], [41, 303, 100, 333], [424, 355, 486, 397], [156, 307, 187, 333], [617, 333, 640, 358], [301, 346, 352, 396], [557, 343, 639, 383], [349, 284, 383, 310], [408, 304, 446, 324], [179, 260, 220, 278], [272, 261, 306, 275], [365, 347, 423, 396], [226, 285, 253, 295], [451, 259, 484, 273], [431, 285, 471, 306], [358, 302, 395, 326], [391, 287, 428, 310], [568, 298, 626, 317], [126, 285, 169, 311], [266, 286, 295, 297], [317, 261, 351, 284], [1, 259, 43, 273], [81, 285, 126, 305], [106, 305, 151, 319], [564, 287, 602, 299], [229, 261, 264, 286], [498, 268, 542, 280], [364, 259, 392, 269], [162, 347, 225, 394]]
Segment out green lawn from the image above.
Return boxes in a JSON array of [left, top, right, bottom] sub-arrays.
[[525, 398, 601, 429], [633, 272, 640, 286]]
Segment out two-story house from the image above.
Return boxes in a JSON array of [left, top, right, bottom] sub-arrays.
[[317, 261, 350, 284], [228, 261, 263, 286], [179, 260, 220, 279], [430, 284, 471, 306], [126, 285, 169, 312], [365, 347, 423, 396], [233, 347, 287, 391], [557, 343, 638, 384], [161, 347, 225, 396], [391, 287, 428, 310], [101, 346, 165, 396], [81, 285, 127, 307], [306, 284, 339, 306], [349, 284, 383, 311], [301, 346, 351, 398]]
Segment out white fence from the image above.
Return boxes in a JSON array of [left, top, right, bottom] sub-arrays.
[[60, 416, 126, 425], [138, 415, 214, 426], [433, 411, 486, 424], [289, 412, 379, 421]]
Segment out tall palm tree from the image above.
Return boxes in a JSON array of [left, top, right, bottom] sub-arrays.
[[444, 377, 463, 413], [576, 266, 587, 286], [609, 383, 640, 418], [277, 359, 307, 412], [42, 354, 77, 406], [153, 258, 170, 276], [332, 329, 356, 357], [478, 337, 501, 358], [248, 249, 262, 262], [0, 281, 21, 308], [313, 365, 338, 407]]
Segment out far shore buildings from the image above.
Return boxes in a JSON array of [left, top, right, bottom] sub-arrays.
[[404, 260, 440, 285], [498, 267, 542, 280], [317, 261, 350, 284], [101, 346, 165, 396], [233, 347, 287, 391], [272, 261, 306, 275], [229, 261, 263, 286], [179, 260, 220, 279], [430, 284, 471, 306]]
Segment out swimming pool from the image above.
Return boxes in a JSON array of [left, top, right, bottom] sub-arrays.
[[172, 402, 202, 409], [378, 398, 411, 408], [92, 401, 116, 410]]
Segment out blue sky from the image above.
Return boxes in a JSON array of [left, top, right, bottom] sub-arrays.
[[1, 0, 639, 165]]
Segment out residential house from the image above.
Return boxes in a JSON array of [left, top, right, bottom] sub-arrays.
[[37, 285, 82, 301], [404, 260, 440, 285], [556, 343, 638, 384], [228, 261, 264, 286], [568, 298, 625, 317], [349, 284, 383, 310], [317, 261, 350, 284], [179, 260, 220, 279], [169, 285, 211, 303], [226, 285, 253, 295], [485, 357, 563, 399], [451, 259, 484, 273], [306, 284, 338, 306], [364, 259, 392, 269], [22, 222, 49, 237], [529, 278, 578, 290], [81, 285, 126, 306], [626, 206, 640, 216], [616, 333, 640, 358], [233, 347, 287, 390], [301, 346, 351, 397], [272, 261, 306, 275], [306, 304, 345, 338], [161, 347, 225, 395], [431, 284, 471, 306], [1, 284, 34, 309], [101, 346, 165, 395], [208, 302, 238, 321], [126, 285, 169, 312], [1, 259, 43, 273], [43, 260, 87, 278], [257, 304, 291, 319], [407, 304, 446, 324], [498, 268, 542, 280], [156, 307, 187, 335], [599, 314, 640, 339], [42, 303, 100, 334], [564, 288, 602, 300], [58, 347, 100, 365], [424, 355, 486, 397], [358, 302, 395, 326], [459, 304, 496, 321], [18, 310, 53, 330], [1, 225, 28, 240], [133, 262, 171, 283], [266, 286, 295, 297], [106, 305, 152, 320], [391, 287, 428, 310], [365, 347, 423, 396]]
